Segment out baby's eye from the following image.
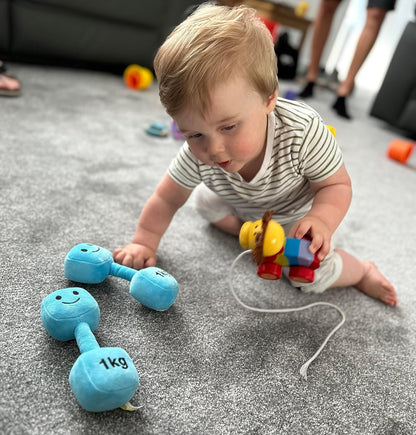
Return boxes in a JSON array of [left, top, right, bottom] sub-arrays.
[[223, 124, 236, 131], [189, 133, 202, 139]]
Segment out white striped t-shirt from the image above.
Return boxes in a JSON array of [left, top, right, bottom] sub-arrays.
[[168, 98, 343, 224]]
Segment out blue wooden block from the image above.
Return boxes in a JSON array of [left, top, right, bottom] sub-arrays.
[[298, 239, 315, 266], [284, 238, 301, 265]]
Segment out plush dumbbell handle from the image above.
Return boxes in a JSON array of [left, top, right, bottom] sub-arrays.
[[75, 322, 100, 354], [110, 262, 137, 282]]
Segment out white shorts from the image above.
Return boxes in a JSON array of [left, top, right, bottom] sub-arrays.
[[194, 182, 236, 223]]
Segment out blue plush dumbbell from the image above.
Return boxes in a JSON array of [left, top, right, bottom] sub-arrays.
[[41, 287, 139, 412], [64, 243, 178, 311]]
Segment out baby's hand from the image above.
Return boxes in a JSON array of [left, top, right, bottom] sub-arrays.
[[288, 217, 332, 261], [113, 243, 157, 270]]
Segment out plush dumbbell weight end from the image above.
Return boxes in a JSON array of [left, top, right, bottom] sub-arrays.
[[130, 267, 178, 311], [41, 288, 139, 412], [69, 322, 139, 412], [64, 243, 179, 310]]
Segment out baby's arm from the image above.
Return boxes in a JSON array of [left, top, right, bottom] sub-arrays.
[[113, 173, 192, 269], [288, 163, 352, 260]]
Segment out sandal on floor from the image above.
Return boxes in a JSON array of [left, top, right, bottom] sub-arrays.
[[0, 61, 21, 97]]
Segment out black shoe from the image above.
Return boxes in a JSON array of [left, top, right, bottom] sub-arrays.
[[299, 81, 315, 98], [332, 96, 351, 120]]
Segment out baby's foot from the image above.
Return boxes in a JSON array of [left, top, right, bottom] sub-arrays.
[[356, 261, 398, 306]]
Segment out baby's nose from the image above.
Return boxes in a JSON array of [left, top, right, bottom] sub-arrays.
[[207, 137, 223, 159]]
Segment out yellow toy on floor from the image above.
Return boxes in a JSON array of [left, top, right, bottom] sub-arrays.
[[123, 64, 153, 90]]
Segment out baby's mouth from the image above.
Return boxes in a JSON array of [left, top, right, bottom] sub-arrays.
[[217, 160, 231, 169]]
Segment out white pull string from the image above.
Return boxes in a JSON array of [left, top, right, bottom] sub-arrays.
[[228, 250, 346, 379]]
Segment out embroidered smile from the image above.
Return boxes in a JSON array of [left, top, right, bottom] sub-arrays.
[[62, 298, 80, 304]]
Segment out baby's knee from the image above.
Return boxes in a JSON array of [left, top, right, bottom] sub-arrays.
[[194, 183, 234, 223], [288, 251, 343, 294], [289, 277, 329, 294]]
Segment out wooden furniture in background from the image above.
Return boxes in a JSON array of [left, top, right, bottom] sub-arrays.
[[221, 0, 312, 52]]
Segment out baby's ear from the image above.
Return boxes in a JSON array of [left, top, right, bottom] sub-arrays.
[[266, 87, 278, 111]]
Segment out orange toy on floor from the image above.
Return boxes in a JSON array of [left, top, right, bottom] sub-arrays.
[[387, 139, 414, 164]]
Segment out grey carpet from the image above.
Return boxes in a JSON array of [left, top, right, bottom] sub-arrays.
[[1, 63, 415, 435]]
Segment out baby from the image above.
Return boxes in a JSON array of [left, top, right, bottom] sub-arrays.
[[114, 3, 397, 306]]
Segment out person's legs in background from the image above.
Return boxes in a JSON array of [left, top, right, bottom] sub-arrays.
[[299, 0, 341, 98], [299, 0, 394, 120], [332, 7, 387, 118]]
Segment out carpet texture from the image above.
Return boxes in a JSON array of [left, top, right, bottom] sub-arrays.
[[1, 64, 415, 435]]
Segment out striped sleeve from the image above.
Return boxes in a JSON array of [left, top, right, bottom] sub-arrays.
[[298, 116, 343, 182], [168, 143, 202, 189]]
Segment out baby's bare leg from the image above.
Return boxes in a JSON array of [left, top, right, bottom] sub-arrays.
[[212, 214, 243, 236], [331, 249, 398, 306]]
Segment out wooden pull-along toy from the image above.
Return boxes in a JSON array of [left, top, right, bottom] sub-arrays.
[[229, 211, 345, 379], [239, 211, 321, 283]]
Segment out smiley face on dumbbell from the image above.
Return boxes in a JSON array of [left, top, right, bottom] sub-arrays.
[[65, 243, 114, 284], [41, 287, 100, 341]]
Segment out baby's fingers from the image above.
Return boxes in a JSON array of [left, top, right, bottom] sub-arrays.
[[311, 237, 330, 261], [142, 255, 156, 268], [113, 248, 126, 264], [113, 249, 137, 269], [290, 222, 311, 239], [308, 233, 322, 254]]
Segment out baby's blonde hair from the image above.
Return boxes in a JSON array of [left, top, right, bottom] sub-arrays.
[[154, 3, 278, 116]]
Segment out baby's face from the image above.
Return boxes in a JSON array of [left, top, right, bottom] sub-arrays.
[[174, 75, 277, 181]]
